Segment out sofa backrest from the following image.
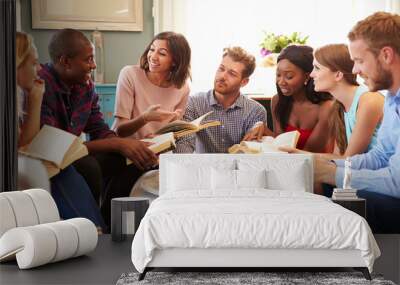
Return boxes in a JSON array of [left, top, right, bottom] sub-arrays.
[[0, 189, 60, 237], [159, 153, 313, 195]]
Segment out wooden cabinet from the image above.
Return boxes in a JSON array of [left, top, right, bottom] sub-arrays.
[[95, 84, 116, 128], [247, 95, 274, 131], [332, 198, 366, 218]]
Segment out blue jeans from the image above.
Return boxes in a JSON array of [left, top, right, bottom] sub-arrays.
[[323, 184, 400, 233], [51, 166, 105, 229]]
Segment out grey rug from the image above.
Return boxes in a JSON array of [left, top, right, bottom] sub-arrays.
[[117, 271, 396, 285]]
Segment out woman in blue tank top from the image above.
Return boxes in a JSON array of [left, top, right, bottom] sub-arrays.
[[311, 44, 383, 157]]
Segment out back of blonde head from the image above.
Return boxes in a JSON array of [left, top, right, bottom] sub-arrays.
[[16, 32, 34, 68], [16, 32, 36, 119]]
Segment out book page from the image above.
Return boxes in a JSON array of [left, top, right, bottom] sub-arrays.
[[155, 121, 197, 134], [261, 136, 275, 144], [190, 111, 214, 127], [24, 125, 77, 168], [242, 134, 291, 153], [61, 138, 88, 169], [155, 111, 219, 136], [261, 144, 286, 153], [243, 141, 263, 152], [272, 131, 300, 148], [141, 132, 175, 153], [42, 160, 60, 178], [126, 133, 175, 165]]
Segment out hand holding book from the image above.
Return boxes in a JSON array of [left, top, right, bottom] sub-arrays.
[[154, 111, 221, 138], [126, 132, 176, 167], [229, 130, 300, 154], [242, 121, 274, 142], [117, 137, 158, 170]]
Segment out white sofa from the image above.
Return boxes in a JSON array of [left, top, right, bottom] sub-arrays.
[[0, 189, 98, 269]]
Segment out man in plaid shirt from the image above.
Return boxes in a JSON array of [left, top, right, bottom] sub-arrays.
[[39, 29, 158, 229], [175, 47, 267, 153]]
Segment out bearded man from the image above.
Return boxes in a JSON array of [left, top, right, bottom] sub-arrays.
[[175, 46, 267, 153]]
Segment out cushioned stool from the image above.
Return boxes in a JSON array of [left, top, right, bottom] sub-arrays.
[[111, 197, 149, 242]]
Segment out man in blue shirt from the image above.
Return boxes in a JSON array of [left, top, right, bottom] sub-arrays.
[[315, 12, 400, 233]]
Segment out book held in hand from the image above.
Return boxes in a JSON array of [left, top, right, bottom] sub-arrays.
[[18, 125, 88, 178], [126, 132, 175, 166], [229, 130, 300, 154], [142, 132, 176, 154], [154, 111, 221, 138]]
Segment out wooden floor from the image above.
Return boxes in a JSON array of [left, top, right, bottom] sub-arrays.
[[0, 235, 134, 285], [0, 234, 398, 285]]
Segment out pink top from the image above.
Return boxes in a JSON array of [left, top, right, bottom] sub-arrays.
[[114, 65, 190, 139]]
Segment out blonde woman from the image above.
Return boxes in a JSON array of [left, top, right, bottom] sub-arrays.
[[16, 32, 45, 147]]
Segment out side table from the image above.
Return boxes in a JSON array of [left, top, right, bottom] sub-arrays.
[[111, 197, 150, 242], [332, 198, 366, 218]]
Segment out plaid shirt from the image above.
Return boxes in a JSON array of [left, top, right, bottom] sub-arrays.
[[39, 64, 114, 140], [175, 90, 267, 153]]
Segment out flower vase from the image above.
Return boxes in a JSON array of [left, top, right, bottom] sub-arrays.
[[260, 53, 279, 68]]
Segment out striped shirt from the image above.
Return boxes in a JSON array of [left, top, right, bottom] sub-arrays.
[[175, 90, 267, 153], [39, 63, 114, 140]]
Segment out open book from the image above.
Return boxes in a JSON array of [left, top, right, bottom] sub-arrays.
[[19, 125, 88, 178], [142, 132, 176, 154], [126, 132, 175, 165], [154, 111, 221, 138], [229, 130, 300, 154]]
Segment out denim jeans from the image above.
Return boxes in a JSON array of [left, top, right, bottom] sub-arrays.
[[51, 165, 105, 229]]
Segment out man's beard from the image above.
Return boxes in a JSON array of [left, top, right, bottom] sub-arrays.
[[214, 80, 242, 96], [368, 60, 393, 92]]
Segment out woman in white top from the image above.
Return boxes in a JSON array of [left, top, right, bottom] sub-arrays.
[[113, 32, 191, 139], [282, 44, 384, 159]]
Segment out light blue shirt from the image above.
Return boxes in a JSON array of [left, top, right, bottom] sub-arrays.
[[344, 85, 380, 151], [335, 88, 400, 198]]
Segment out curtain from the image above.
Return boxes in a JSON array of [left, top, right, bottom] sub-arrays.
[[385, 0, 400, 12], [0, 0, 17, 192]]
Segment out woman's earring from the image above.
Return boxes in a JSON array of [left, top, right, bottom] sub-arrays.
[[304, 80, 308, 85]]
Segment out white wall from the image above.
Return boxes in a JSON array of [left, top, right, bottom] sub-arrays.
[[154, 0, 400, 95]]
